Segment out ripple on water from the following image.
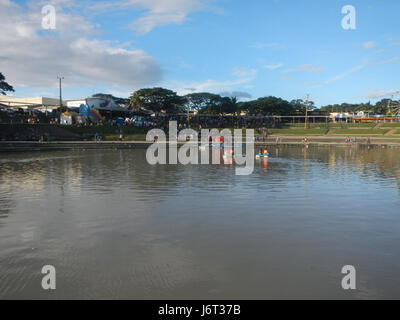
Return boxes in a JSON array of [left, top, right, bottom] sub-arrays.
[[0, 147, 400, 299]]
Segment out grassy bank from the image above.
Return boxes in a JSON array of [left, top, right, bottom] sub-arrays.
[[329, 129, 391, 136], [104, 134, 148, 141], [2, 123, 400, 141], [268, 129, 328, 136], [265, 124, 400, 137]]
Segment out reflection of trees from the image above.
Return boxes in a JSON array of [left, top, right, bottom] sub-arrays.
[[1, 146, 400, 217], [0, 160, 47, 223], [0, 194, 14, 224], [72, 149, 188, 197], [0, 154, 85, 225], [276, 145, 400, 190]]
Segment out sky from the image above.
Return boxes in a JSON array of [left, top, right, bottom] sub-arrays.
[[1, 0, 400, 107]]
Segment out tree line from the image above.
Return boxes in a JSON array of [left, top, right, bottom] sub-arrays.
[[320, 99, 399, 115], [1, 72, 398, 116], [129, 87, 399, 116], [0, 72, 14, 96], [129, 87, 315, 116]]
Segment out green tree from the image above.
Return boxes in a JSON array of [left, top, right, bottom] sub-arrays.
[[239, 96, 295, 116], [220, 96, 239, 115], [0, 72, 14, 95], [129, 88, 186, 113], [228, 96, 239, 115], [374, 98, 391, 115], [254, 96, 294, 115], [290, 99, 316, 113], [185, 92, 222, 112], [92, 93, 129, 106]]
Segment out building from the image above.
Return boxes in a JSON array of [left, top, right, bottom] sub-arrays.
[[329, 113, 353, 122], [66, 97, 126, 111], [0, 96, 63, 109]]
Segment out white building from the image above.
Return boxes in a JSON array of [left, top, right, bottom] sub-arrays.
[[0, 96, 63, 109], [66, 97, 126, 111]]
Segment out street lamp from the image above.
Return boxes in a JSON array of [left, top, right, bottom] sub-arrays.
[[57, 76, 64, 110], [186, 97, 190, 128], [304, 94, 310, 129]]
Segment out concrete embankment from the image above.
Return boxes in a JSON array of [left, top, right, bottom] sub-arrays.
[[0, 141, 148, 153], [1, 136, 400, 153], [260, 136, 400, 147], [0, 124, 83, 141]]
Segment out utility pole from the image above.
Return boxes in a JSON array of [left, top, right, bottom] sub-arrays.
[[187, 98, 190, 128], [57, 76, 64, 110], [304, 94, 309, 129]]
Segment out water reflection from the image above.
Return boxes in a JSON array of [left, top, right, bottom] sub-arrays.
[[0, 146, 399, 299]]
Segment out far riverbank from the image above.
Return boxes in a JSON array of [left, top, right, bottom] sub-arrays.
[[2, 136, 400, 153]]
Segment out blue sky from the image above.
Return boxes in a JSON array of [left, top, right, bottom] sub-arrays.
[[1, 0, 400, 106]]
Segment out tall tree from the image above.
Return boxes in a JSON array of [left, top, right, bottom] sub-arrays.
[[248, 96, 294, 116], [0, 72, 14, 95], [130, 88, 186, 113], [185, 92, 222, 112], [92, 93, 129, 106], [220, 96, 239, 115], [374, 98, 392, 115], [290, 99, 316, 113]]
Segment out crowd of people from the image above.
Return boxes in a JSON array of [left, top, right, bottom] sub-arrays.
[[345, 136, 371, 145]]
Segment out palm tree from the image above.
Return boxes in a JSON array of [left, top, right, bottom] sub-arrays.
[[0, 72, 14, 95]]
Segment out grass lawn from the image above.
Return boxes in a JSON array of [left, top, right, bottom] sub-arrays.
[[329, 129, 390, 136], [269, 129, 328, 136], [60, 125, 148, 135], [381, 123, 400, 128], [281, 123, 376, 129], [104, 134, 148, 141]]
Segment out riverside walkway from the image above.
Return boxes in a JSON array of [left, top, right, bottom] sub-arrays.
[[2, 137, 400, 152]]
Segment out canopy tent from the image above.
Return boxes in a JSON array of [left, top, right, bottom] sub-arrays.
[[79, 104, 104, 123], [60, 111, 80, 125]]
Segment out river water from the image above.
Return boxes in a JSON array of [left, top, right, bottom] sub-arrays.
[[0, 145, 399, 299]]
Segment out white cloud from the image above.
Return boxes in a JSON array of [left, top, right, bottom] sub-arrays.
[[84, 0, 213, 34], [282, 64, 324, 73], [250, 42, 282, 50], [264, 64, 283, 70], [0, 0, 163, 90], [278, 76, 297, 83], [170, 78, 253, 96], [306, 56, 400, 87], [364, 89, 399, 99], [305, 64, 366, 87], [104, 0, 209, 34], [168, 68, 257, 96], [220, 91, 252, 99], [369, 56, 400, 66], [362, 41, 377, 49], [231, 67, 257, 78]]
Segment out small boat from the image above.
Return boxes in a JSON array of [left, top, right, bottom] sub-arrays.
[[256, 153, 270, 159], [199, 143, 224, 151], [222, 151, 235, 158], [222, 154, 235, 160]]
